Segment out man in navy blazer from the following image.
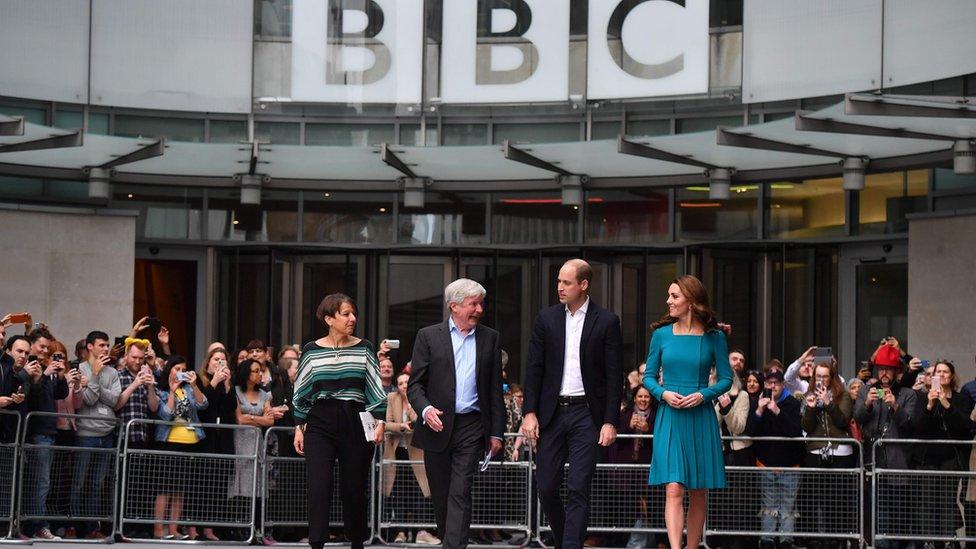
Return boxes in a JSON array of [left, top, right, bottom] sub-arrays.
[[408, 278, 504, 549], [521, 259, 623, 549]]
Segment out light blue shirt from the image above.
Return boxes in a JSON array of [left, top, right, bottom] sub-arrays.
[[449, 317, 480, 414]]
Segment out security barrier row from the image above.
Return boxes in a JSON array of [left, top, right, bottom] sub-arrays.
[[1, 411, 975, 546]]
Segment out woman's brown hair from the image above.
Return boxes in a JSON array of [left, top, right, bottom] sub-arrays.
[[808, 362, 845, 400], [649, 275, 718, 332], [316, 293, 357, 325], [196, 347, 229, 387]]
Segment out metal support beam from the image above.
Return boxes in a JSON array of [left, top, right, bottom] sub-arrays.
[[0, 117, 24, 136], [795, 112, 957, 141], [0, 130, 82, 154], [98, 139, 166, 170], [617, 136, 722, 170], [716, 127, 848, 158], [846, 93, 976, 118], [502, 140, 574, 176], [380, 143, 418, 178]]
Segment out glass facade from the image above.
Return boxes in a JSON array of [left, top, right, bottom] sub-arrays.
[[859, 170, 928, 234], [767, 179, 846, 239], [398, 192, 488, 245], [492, 191, 579, 245], [677, 185, 758, 241], [303, 191, 395, 244], [585, 189, 669, 243]]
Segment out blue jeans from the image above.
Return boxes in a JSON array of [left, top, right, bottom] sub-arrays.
[[760, 469, 799, 543], [70, 434, 116, 535], [24, 434, 54, 534]]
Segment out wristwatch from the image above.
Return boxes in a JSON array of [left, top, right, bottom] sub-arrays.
[[297, 423, 307, 433]]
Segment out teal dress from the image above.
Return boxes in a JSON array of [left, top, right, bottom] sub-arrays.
[[643, 324, 733, 489]]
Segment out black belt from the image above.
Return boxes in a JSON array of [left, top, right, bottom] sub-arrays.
[[557, 395, 587, 406]]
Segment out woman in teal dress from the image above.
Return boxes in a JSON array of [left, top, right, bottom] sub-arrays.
[[643, 274, 733, 549]]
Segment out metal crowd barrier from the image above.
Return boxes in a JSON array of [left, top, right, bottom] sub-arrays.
[[118, 419, 262, 544], [377, 432, 532, 545], [0, 409, 21, 540], [260, 425, 376, 547], [872, 438, 976, 546], [17, 411, 121, 544], [706, 436, 863, 546]]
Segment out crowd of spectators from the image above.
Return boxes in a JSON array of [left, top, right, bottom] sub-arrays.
[[2, 311, 975, 547]]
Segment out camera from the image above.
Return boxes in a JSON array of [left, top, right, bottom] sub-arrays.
[[176, 372, 191, 383], [761, 388, 772, 399]]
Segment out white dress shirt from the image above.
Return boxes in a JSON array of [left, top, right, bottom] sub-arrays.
[[560, 297, 589, 397]]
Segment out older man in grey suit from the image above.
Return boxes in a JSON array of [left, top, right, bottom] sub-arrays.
[[408, 278, 505, 549]]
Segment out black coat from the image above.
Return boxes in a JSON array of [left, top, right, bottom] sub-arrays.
[[747, 391, 806, 467], [913, 389, 973, 470], [522, 302, 623, 430], [407, 321, 504, 453]]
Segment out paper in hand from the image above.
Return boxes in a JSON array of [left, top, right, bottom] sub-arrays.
[[359, 412, 377, 442]]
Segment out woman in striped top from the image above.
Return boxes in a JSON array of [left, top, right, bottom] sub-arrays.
[[292, 293, 386, 549]]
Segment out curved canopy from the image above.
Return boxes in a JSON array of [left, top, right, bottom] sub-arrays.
[[0, 95, 969, 191]]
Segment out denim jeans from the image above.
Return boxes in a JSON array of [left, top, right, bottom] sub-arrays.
[[70, 434, 116, 535], [760, 469, 800, 543], [24, 434, 54, 534]]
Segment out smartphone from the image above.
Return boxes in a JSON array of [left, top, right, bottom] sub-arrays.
[[920, 359, 931, 369], [176, 372, 191, 383], [147, 316, 162, 333], [876, 387, 884, 400], [813, 347, 833, 366], [385, 339, 401, 350], [7, 312, 30, 324], [113, 336, 126, 349], [27, 355, 37, 364], [14, 385, 23, 395], [815, 380, 825, 392], [68, 360, 79, 371], [762, 388, 772, 399]]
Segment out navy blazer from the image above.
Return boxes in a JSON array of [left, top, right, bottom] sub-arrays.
[[407, 321, 505, 453], [522, 301, 623, 430]]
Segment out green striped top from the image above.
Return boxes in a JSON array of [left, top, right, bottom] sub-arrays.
[[293, 339, 387, 425]]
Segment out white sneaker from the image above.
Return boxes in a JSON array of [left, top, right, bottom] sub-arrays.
[[34, 528, 62, 541], [394, 531, 407, 543], [416, 530, 440, 545]]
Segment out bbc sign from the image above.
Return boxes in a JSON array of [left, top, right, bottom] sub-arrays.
[[291, 0, 708, 104]]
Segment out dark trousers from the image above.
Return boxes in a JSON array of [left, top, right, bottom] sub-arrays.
[[535, 402, 600, 549], [423, 412, 484, 549], [304, 399, 373, 549]]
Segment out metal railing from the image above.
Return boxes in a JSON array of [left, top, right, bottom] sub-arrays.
[[872, 438, 976, 545], [376, 432, 532, 544], [118, 419, 262, 544], [18, 411, 121, 544], [260, 425, 376, 547], [5, 411, 976, 547], [0, 409, 21, 540]]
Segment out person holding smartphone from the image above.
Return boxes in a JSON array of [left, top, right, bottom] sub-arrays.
[[1, 336, 33, 427], [747, 369, 805, 549], [193, 347, 235, 542]]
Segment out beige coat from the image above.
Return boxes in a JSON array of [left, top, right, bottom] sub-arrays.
[[383, 392, 430, 498], [715, 387, 752, 451]]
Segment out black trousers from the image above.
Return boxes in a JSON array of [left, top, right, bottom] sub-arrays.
[[304, 399, 374, 549], [423, 412, 484, 549], [535, 402, 600, 549]]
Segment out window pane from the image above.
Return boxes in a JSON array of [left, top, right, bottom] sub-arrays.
[[0, 105, 46, 124], [387, 260, 446, 365], [302, 261, 359, 345], [767, 179, 846, 238], [710, 0, 743, 26], [54, 110, 84, 130], [859, 170, 928, 234], [591, 120, 621, 140], [398, 192, 487, 245], [585, 189, 669, 243], [626, 119, 670, 136], [676, 115, 742, 134], [254, 0, 292, 37], [764, 111, 794, 122], [303, 191, 394, 244], [89, 113, 110, 135], [306, 124, 395, 146], [492, 122, 580, 144], [442, 124, 488, 146], [210, 120, 247, 143], [111, 185, 204, 240], [399, 124, 438, 146], [677, 185, 758, 241], [932, 167, 976, 191], [255, 121, 300, 145], [115, 115, 205, 142], [492, 192, 578, 244], [207, 189, 298, 242]]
